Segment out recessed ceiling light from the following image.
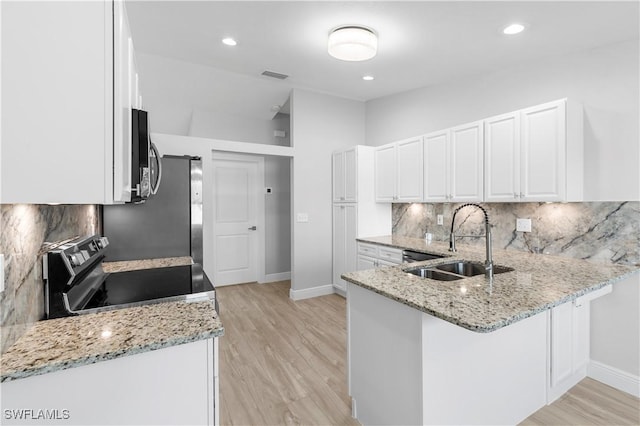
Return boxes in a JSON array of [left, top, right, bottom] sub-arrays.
[[222, 37, 237, 46], [362, 75, 374, 81], [503, 23, 525, 35]]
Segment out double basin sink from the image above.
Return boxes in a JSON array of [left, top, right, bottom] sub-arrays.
[[407, 261, 513, 281]]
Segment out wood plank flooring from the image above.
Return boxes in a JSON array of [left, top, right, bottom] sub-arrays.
[[521, 377, 640, 425], [216, 281, 359, 426], [217, 281, 639, 426]]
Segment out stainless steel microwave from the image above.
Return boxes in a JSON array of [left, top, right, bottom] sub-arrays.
[[131, 108, 162, 203]]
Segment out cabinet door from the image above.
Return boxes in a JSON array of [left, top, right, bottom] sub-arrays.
[[484, 112, 520, 202], [423, 131, 449, 202], [357, 255, 377, 271], [450, 121, 484, 202], [375, 144, 397, 202], [332, 205, 346, 287], [548, 299, 590, 403], [333, 204, 358, 290], [1, 1, 112, 204], [344, 148, 358, 202], [521, 100, 566, 202], [396, 138, 424, 202], [332, 151, 345, 202]]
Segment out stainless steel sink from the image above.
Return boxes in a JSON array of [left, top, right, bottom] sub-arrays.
[[436, 261, 514, 276], [406, 261, 514, 281], [407, 268, 463, 281]]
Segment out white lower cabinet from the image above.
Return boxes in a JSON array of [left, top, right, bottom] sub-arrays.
[[356, 242, 403, 270], [1, 338, 220, 425], [548, 284, 612, 403]]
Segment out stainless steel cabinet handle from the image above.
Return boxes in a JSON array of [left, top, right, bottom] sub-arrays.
[[248, 226, 257, 231], [514, 193, 519, 199]]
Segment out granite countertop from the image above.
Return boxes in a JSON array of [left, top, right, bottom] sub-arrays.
[[102, 256, 193, 273], [1, 300, 223, 383], [344, 235, 639, 333], [1, 256, 222, 383]]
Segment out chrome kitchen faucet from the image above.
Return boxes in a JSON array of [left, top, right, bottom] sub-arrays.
[[449, 203, 494, 281]]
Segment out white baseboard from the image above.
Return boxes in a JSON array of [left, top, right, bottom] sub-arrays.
[[333, 284, 346, 298], [588, 360, 640, 398], [261, 272, 291, 283], [289, 284, 334, 301]]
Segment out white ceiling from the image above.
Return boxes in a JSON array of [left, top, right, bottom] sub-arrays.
[[127, 1, 639, 119]]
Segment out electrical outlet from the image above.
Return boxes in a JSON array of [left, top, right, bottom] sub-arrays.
[[437, 215, 444, 226], [296, 213, 309, 223], [516, 218, 532, 233]]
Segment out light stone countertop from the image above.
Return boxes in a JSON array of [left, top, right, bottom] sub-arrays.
[[344, 235, 639, 333], [1, 256, 221, 383], [0, 300, 223, 383], [102, 256, 193, 273]]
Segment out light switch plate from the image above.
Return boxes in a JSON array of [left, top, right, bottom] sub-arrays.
[[516, 218, 532, 233], [296, 213, 309, 223]]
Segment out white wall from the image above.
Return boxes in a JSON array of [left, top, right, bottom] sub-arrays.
[[290, 89, 365, 295], [137, 52, 290, 143], [590, 273, 640, 378], [365, 39, 640, 202]]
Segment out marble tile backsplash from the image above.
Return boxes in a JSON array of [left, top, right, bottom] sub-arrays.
[[393, 202, 639, 266], [0, 205, 100, 353]]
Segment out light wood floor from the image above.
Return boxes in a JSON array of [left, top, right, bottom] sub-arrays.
[[521, 377, 639, 425], [217, 281, 639, 426], [217, 281, 359, 426]]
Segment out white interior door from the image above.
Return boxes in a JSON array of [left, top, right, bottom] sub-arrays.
[[212, 156, 263, 286]]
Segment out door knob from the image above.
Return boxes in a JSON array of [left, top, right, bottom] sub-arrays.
[[248, 226, 257, 231]]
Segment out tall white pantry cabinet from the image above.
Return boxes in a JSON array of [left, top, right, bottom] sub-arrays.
[[332, 146, 391, 295], [1, 1, 141, 204]]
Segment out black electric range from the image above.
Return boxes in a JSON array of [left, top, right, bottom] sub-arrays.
[[44, 235, 215, 319]]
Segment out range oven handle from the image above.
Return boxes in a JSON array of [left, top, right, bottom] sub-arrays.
[[150, 141, 162, 195]]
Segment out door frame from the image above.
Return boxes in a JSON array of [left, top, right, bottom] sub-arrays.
[[211, 152, 266, 285]]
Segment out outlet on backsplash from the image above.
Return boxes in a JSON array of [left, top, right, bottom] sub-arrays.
[[437, 215, 444, 226], [516, 218, 532, 233]]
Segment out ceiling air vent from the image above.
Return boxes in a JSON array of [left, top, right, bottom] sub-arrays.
[[261, 70, 289, 80]]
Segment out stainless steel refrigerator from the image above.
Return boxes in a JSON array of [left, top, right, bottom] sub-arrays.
[[102, 155, 203, 264]]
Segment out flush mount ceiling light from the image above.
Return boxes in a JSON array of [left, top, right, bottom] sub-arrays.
[[222, 37, 237, 46], [503, 23, 525, 35], [328, 26, 377, 61], [362, 75, 374, 81]]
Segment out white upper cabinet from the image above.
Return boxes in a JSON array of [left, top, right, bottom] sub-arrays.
[[450, 121, 484, 202], [332, 147, 357, 203], [374, 144, 397, 202], [484, 112, 521, 202], [423, 131, 449, 202], [375, 137, 424, 202], [485, 99, 583, 202], [423, 122, 483, 202], [1, 1, 138, 204]]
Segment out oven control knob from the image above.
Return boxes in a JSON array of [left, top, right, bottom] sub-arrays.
[[69, 254, 82, 267], [94, 237, 109, 249]]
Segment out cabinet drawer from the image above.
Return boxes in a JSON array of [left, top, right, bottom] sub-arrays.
[[358, 243, 379, 257], [378, 247, 403, 264]]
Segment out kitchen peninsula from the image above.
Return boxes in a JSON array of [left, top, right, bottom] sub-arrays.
[[342, 236, 638, 425]]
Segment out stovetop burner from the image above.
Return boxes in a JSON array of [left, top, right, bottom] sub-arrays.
[[43, 235, 215, 319]]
